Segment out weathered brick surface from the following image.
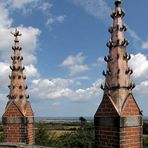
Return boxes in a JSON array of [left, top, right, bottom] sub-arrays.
[[95, 94, 118, 117], [95, 127, 120, 148], [3, 101, 34, 144], [95, 126, 142, 148], [3, 124, 28, 143], [120, 127, 143, 148], [3, 101, 23, 117], [121, 94, 141, 116]]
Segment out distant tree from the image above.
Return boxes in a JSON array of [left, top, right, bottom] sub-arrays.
[[79, 117, 87, 127], [35, 122, 50, 146], [55, 117, 95, 148]]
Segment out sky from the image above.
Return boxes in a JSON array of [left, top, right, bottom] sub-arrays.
[[0, 0, 148, 117]]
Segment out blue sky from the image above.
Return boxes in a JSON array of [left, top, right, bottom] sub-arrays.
[[0, 0, 148, 117]]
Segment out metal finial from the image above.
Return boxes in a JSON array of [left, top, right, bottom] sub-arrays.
[[115, 0, 121, 2], [11, 28, 22, 37]]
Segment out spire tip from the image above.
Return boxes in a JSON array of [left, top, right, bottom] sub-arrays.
[[115, 0, 121, 5]]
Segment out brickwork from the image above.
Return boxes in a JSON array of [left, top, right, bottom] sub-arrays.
[[121, 94, 140, 116], [120, 127, 143, 148], [95, 127, 119, 148], [95, 94, 118, 117], [3, 124, 28, 143]]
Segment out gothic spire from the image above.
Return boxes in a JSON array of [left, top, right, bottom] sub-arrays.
[[102, 0, 134, 112], [7, 29, 28, 114]]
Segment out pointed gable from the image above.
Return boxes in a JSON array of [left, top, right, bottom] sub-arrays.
[[95, 94, 119, 117], [3, 101, 24, 117], [25, 101, 34, 116], [121, 94, 141, 116]]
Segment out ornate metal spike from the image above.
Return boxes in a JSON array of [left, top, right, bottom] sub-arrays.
[[122, 24, 127, 31], [130, 69, 133, 75], [25, 85, 28, 90], [104, 56, 109, 62], [12, 46, 15, 50], [11, 29, 22, 37], [21, 66, 25, 71], [132, 83, 135, 90], [123, 52, 128, 60], [100, 84, 104, 90], [125, 68, 130, 74], [108, 56, 113, 61], [107, 69, 111, 76], [9, 75, 12, 79], [10, 65, 13, 70], [108, 26, 113, 33], [20, 56, 23, 61], [102, 70, 106, 77], [17, 56, 20, 60], [26, 95, 29, 99], [127, 54, 131, 60], [23, 75, 26, 80]]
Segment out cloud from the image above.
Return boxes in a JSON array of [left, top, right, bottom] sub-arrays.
[[134, 81, 148, 96], [0, 62, 10, 87], [129, 53, 148, 80], [92, 56, 104, 67], [70, 79, 103, 102], [30, 78, 74, 100], [6, 0, 38, 9], [71, 0, 111, 23], [142, 41, 148, 49], [69, 65, 89, 75], [61, 52, 89, 75], [0, 2, 12, 27], [46, 15, 65, 27], [62, 52, 85, 66], [39, 2, 53, 12], [29, 78, 103, 102], [25, 64, 39, 78], [56, 16, 65, 22]]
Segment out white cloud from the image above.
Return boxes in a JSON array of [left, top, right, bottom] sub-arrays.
[[7, 0, 37, 9], [61, 52, 89, 75], [25, 64, 39, 78], [39, 2, 53, 12], [29, 78, 103, 102], [70, 79, 103, 102], [0, 2, 12, 27], [142, 41, 148, 49], [92, 56, 104, 67], [56, 16, 65, 23], [72, 0, 111, 22], [134, 81, 148, 96], [30, 78, 74, 100], [0, 62, 10, 87], [129, 53, 148, 80], [69, 64, 89, 75], [62, 52, 85, 66], [46, 15, 65, 27]]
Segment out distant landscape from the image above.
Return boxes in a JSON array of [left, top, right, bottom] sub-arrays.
[[0, 116, 147, 147], [34, 116, 148, 147]]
